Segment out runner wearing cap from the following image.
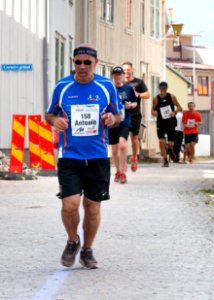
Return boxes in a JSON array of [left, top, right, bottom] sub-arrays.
[[109, 66, 137, 183], [45, 44, 121, 269], [151, 81, 182, 167]]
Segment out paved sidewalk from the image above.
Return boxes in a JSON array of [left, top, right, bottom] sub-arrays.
[[0, 161, 214, 300]]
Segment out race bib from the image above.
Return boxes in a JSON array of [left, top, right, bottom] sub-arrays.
[[71, 104, 99, 136], [120, 105, 125, 122], [160, 105, 172, 119], [187, 119, 195, 128]]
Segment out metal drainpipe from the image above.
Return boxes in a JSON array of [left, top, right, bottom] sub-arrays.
[[83, 0, 88, 43], [43, 0, 49, 114]]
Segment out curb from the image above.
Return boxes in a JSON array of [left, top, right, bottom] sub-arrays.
[[36, 170, 57, 177], [0, 171, 38, 180]]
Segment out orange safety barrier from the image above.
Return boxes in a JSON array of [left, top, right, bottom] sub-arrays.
[[38, 121, 56, 170], [9, 114, 26, 173], [28, 115, 42, 168]]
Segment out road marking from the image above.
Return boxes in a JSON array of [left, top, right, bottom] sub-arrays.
[[32, 224, 83, 300], [31, 266, 72, 300]]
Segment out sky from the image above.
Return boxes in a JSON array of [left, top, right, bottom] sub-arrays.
[[166, 0, 214, 48]]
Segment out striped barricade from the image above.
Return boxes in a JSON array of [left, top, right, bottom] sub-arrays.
[[9, 114, 26, 173], [28, 115, 42, 168], [38, 121, 56, 171]]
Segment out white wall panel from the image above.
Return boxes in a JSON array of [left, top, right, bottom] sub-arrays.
[[0, 0, 76, 149]]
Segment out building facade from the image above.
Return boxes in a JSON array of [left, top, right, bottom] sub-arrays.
[[166, 33, 214, 155], [1, 0, 167, 155], [0, 0, 75, 149], [76, 0, 165, 153]]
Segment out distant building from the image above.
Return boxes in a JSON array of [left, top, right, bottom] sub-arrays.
[[166, 32, 214, 155]]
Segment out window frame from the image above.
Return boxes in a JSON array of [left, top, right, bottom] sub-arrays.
[[150, 0, 160, 39], [197, 76, 209, 96], [101, 0, 114, 23], [55, 32, 66, 83]]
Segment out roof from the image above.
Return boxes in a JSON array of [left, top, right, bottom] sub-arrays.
[[167, 59, 214, 71], [166, 63, 192, 84]]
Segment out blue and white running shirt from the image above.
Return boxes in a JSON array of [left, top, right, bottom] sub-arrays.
[[47, 74, 121, 159]]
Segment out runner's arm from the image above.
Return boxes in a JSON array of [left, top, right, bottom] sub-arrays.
[[151, 97, 158, 117], [45, 113, 68, 131], [136, 90, 150, 100]]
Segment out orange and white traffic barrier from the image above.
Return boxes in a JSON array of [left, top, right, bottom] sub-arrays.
[[9, 114, 26, 173], [38, 121, 56, 170], [28, 115, 42, 168]]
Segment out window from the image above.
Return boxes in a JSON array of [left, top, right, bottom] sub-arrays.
[[0, 0, 4, 11], [198, 111, 210, 135], [198, 76, 209, 96], [14, 0, 21, 23], [150, 75, 159, 119], [125, 0, 132, 29], [187, 76, 193, 95], [101, 0, 114, 23], [22, 0, 29, 28], [150, 0, 160, 39], [173, 40, 181, 52], [141, 0, 145, 34], [69, 36, 73, 74], [6, 0, 12, 16], [55, 33, 65, 83], [99, 64, 113, 78], [30, 0, 37, 34], [150, 75, 159, 101]]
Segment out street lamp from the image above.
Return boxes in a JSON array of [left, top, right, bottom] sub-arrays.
[[162, 6, 184, 80]]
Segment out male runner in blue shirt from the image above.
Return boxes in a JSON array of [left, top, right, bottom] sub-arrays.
[[45, 44, 121, 269], [109, 66, 137, 183]]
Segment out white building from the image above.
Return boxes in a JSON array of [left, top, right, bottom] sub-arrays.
[[0, 0, 75, 149]]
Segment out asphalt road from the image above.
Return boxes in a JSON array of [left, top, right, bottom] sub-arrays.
[[0, 161, 214, 300]]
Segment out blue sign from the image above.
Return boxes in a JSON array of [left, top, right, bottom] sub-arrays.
[[1, 64, 33, 71]]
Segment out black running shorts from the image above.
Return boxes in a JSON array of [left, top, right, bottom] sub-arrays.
[[108, 126, 130, 145], [57, 158, 110, 201], [184, 133, 199, 144], [130, 114, 142, 136], [157, 126, 175, 142]]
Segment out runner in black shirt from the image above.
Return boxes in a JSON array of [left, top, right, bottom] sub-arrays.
[[151, 81, 182, 167], [122, 62, 150, 171]]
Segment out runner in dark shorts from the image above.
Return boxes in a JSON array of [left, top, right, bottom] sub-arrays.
[[182, 102, 202, 163], [109, 66, 137, 183], [122, 62, 150, 171], [58, 158, 110, 201], [152, 81, 182, 167], [45, 44, 121, 270], [184, 133, 199, 145], [108, 127, 130, 145]]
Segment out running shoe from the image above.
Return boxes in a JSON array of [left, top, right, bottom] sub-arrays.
[[114, 171, 121, 182], [120, 172, 127, 184], [61, 235, 80, 267], [168, 149, 176, 161], [162, 159, 169, 167], [131, 156, 138, 172], [79, 248, 99, 269]]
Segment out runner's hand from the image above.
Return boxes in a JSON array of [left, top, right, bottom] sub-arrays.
[[102, 112, 116, 127], [124, 101, 132, 109], [53, 117, 69, 131]]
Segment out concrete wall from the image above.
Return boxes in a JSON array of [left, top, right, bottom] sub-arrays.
[[195, 135, 211, 156], [0, 1, 45, 148], [0, 0, 76, 149]]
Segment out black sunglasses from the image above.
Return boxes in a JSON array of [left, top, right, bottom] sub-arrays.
[[74, 60, 92, 66]]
